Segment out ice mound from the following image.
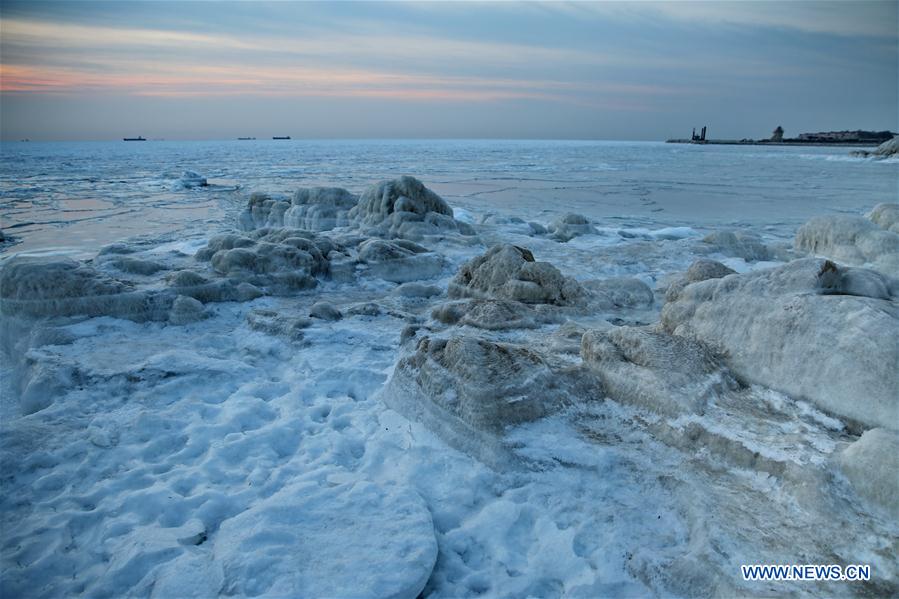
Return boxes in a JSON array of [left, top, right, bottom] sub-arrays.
[[582, 277, 654, 309], [868, 202, 899, 233], [795, 210, 899, 277], [851, 135, 899, 158], [547, 213, 597, 242], [167, 270, 264, 303], [348, 176, 476, 240], [581, 326, 735, 416], [448, 244, 585, 305], [836, 428, 899, 517], [701, 230, 771, 261], [662, 258, 899, 430], [246, 308, 311, 341], [431, 298, 558, 330], [195, 228, 352, 294], [382, 334, 600, 465], [239, 187, 358, 232], [214, 481, 437, 599], [96, 255, 167, 276], [0, 256, 173, 322], [177, 170, 208, 188], [665, 259, 736, 302], [356, 238, 445, 283]]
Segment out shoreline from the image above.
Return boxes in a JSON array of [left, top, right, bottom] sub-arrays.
[[666, 139, 882, 147]]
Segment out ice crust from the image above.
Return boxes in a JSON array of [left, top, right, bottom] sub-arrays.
[[795, 206, 899, 277], [2, 173, 898, 598], [662, 258, 899, 431]]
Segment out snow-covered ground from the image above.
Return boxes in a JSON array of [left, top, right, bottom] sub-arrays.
[[1, 140, 897, 598]]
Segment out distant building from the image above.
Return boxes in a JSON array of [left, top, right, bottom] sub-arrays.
[[796, 130, 894, 143], [771, 126, 784, 142]]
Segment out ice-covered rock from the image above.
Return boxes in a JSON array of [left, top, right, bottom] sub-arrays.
[[868, 202, 899, 233], [547, 213, 597, 242], [178, 170, 207, 188], [582, 277, 654, 309], [246, 309, 311, 341], [356, 238, 444, 283], [97, 255, 166, 276], [167, 270, 264, 303], [348, 176, 475, 240], [795, 213, 899, 277], [0, 256, 173, 321], [239, 188, 358, 232], [382, 334, 600, 464], [581, 326, 735, 416], [309, 301, 341, 321], [851, 135, 899, 158], [431, 299, 557, 330], [661, 258, 899, 430], [701, 230, 770, 261], [168, 295, 207, 325], [836, 428, 899, 517], [214, 481, 437, 599], [665, 259, 736, 302], [195, 228, 350, 294], [448, 244, 585, 305], [392, 282, 441, 298]]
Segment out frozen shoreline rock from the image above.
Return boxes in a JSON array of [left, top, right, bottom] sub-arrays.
[[867, 202, 899, 233], [582, 277, 654, 310], [661, 258, 899, 431], [836, 428, 899, 517], [665, 259, 736, 302], [239, 187, 358, 232], [794, 211, 899, 277], [348, 176, 475, 240], [547, 213, 597, 242], [0, 256, 174, 322], [432, 298, 559, 330], [701, 230, 770, 261], [581, 326, 735, 416], [178, 170, 207, 188], [850, 136, 899, 158], [214, 481, 437, 599], [356, 238, 445, 283], [382, 334, 600, 465], [195, 228, 352, 294], [448, 244, 585, 305]]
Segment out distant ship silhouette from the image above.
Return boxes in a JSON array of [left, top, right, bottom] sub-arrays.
[[123, 136, 146, 141], [272, 136, 291, 140], [238, 137, 256, 140]]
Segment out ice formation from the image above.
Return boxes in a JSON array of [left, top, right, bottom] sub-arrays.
[[382, 334, 600, 465], [850, 135, 899, 158], [177, 170, 208, 188], [795, 206, 899, 277], [448, 244, 584, 305], [581, 326, 736, 416], [662, 258, 899, 430], [239, 187, 358, 232], [547, 213, 597, 242], [701, 230, 771, 261], [3, 161, 898, 599], [836, 428, 899, 517]]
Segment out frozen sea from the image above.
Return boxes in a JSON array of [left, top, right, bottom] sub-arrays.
[[1, 140, 897, 598]]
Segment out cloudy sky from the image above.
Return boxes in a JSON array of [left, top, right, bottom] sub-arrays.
[[1, 1, 896, 141]]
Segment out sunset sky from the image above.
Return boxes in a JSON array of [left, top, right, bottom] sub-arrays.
[[1, 1, 896, 141]]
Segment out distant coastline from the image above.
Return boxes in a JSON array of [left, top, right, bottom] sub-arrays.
[[668, 128, 895, 147]]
